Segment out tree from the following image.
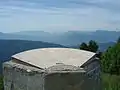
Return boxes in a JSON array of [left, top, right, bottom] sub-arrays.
[[101, 43, 120, 75], [79, 40, 98, 53], [0, 76, 3, 90], [88, 40, 98, 52], [117, 36, 120, 43], [80, 42, 88, 51]]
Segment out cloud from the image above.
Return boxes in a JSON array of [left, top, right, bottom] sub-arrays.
[[0, 0, 120, 32]]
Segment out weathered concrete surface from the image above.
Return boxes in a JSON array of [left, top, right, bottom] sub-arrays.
[[3, 61, 45, 90], [3, 59, 101, 90], [45, 72, 100, 90], [12, 48, 96, 69]]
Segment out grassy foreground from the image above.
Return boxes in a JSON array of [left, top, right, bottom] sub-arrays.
[[102, 73, 120, 90]]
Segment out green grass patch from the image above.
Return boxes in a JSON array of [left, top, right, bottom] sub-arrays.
[[102, 73, 120, 90]]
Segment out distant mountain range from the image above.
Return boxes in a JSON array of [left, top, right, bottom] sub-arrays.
[[99, 42, 116, 51], [0, 30, 120, 46]]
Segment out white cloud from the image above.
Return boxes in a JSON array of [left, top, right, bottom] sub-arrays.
[[0, 0, 120, 32]]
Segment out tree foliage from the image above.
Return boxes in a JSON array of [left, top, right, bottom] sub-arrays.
[[80, 40, 98, 52], [0, 76, 3, 90], [101, 43, 120, 75], [117, 36, 120, 43], [79, 42, 88, 51], [88, 40, 99, 52]]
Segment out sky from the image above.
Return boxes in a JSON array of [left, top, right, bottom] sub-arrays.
[[0, 0, 120, 32]]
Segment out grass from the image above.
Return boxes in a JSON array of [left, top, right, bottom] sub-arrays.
[[102, 73, 120, 90]]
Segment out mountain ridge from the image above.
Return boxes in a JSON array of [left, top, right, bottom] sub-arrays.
[[0, 30, 120, 46]]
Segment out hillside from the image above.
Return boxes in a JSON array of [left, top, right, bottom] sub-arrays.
[[0, 39, 65, 62], [99, 42, 116, 51]]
